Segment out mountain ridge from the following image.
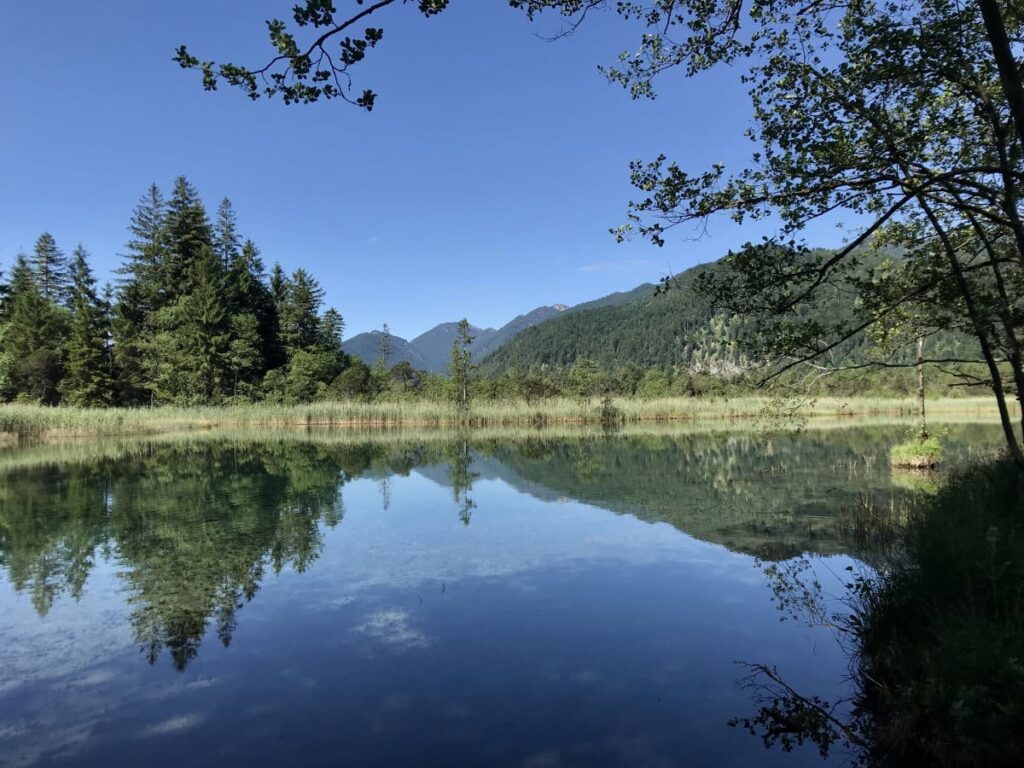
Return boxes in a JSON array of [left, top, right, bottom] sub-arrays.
[[343, 303, 573, 372]]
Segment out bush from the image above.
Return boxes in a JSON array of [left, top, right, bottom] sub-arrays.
[[859, 461, 1024, 766]]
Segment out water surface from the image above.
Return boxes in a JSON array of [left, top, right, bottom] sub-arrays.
[[0, 423, 1005, 766]]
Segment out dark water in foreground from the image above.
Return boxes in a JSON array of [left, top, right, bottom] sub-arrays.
[[0, 423, 1005, 767]]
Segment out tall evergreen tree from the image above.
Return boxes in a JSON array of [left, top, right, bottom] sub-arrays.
[[213, 197, 241, 267], [448, 319, 475, 411], [118, 183, 168, 312], [318, 308, 346, 358], [269, 262, 289, 307], [376, 322, 392, 375], [151, 248, 232, 404], [2, 255, 65, 403], [230, 240, 281, 372], [62, 246, 114, 406], [0, 263, 10, 321], [115, 183, 169, 405], [113, 280, 153, 405], [163, 176, 213, 299], [279, 269, 324, 356], [31, 232, 70, 304]]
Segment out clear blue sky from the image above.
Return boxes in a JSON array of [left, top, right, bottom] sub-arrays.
[[1, 1, 846, 339]]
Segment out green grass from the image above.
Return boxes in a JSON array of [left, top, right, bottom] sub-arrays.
[[856, 461, 1024, 766], [889, 434, 944, 468], [0, 396, 1009, 439]]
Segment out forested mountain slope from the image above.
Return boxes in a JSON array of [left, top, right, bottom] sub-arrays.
[[343, 331, 431, 370], [479, 265, 742, 373], [480, 253, 982, 375], [345, 305, 568, 372]]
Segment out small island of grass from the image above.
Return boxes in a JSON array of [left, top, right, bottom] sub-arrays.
[[890, 434, 943, 469]]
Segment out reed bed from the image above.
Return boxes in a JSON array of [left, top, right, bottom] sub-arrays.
[[0, 396, 1010, 439], [0, 412, 1006, 475]]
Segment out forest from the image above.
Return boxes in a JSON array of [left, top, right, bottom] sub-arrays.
[[0, 177, 350, 407]]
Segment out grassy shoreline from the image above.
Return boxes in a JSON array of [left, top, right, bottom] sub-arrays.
[[857, 460, 1024, 765], [0, 395, 1011, 439]]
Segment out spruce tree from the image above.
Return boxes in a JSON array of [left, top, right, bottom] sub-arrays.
[[163, 176, 213, 299], [448, 319, 475, 411], [115, 183, 168, 404], [230, 240, 281, 372], [2, 255, 65, 403], [269, 263, 289, 308], [151, 248, 232, 404], [119, 183, 168, 312], [113, 280, 154, 405], [31, 232, 71, 304], [185, 249, 233, 402], [213, 198, 240, 266], [62, 246, 114, 406], [279, 269, 324, 356], [227, 312, 263, 399], [0, 264, 10, 321], [376, 323, 392, 375], [318, 309, 346, 358]]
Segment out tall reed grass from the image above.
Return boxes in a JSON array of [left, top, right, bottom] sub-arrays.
[[0, 396, 1009, 439]]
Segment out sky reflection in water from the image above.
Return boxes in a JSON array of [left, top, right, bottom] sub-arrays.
[[0, 424, 1006, 767]]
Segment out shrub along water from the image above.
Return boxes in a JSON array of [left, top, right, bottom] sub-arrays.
[[740, 461, 1024, 766], [856, 461, 1024, 766]]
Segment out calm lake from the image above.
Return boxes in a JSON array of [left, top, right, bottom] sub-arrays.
[[0, 422, 1006, 767]]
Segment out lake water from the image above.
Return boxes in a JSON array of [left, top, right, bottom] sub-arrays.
[[0, 422, 1006, 767]]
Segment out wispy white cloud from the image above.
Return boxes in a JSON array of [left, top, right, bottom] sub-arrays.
[[353, 610, 431, 650], [578, 258, 655, 274]]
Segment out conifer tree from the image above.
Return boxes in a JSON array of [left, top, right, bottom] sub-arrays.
[[228, 312, 263, 399], [213, 198, 241, 266], [62, 246, 114, 406], [186, 249, 233, 402], [0, 263, 11, 394], [376, 322, 392, 375], [116, 183, 169, 404], [152, 248, 233, 404], [269, 263, 289, 308], [119, 183, 168, 311], [231, 240, 281, 371], [279, 269, 324, 356], [163, 176, 212, 298], [113, 281, 153, 405], [448, 319, 475, 411], [0, 264, 10, 321], [318, 308, 346, 358], [2, 255, 65, 403], [31, 232, 70, 304]]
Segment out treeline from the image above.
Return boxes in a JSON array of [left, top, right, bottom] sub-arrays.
[[0, 180, 988, 407], [0, 177, 352, 406]]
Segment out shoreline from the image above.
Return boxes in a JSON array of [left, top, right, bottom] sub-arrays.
[[0, 396, 1012, 441]]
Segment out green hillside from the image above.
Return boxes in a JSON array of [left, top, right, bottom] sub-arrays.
[[481, 250, 983, 378], [480, 264, 743, 373]]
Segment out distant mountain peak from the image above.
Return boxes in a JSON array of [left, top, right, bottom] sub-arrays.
[[344, 291, 649, 372]]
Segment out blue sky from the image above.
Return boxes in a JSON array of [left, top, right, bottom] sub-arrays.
[[1, 1, 846, 339]]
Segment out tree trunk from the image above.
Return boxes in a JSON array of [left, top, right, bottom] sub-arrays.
[[916, 195, 1024, 469], [917, 336, 928, 441], [978, 0, 1024, 149]]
